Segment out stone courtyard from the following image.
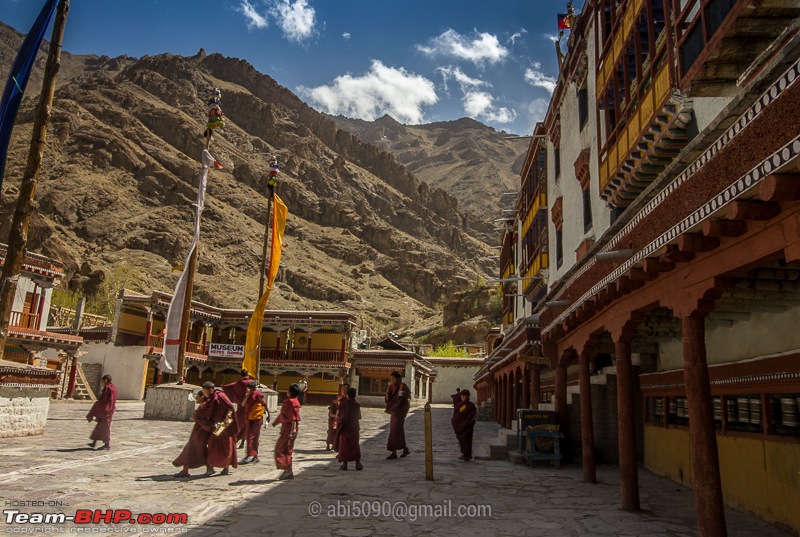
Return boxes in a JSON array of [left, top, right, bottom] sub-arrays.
[[0, 400, 794, 536]]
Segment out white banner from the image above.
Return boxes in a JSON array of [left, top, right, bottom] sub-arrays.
[[158, 149, 214, 374], [208, 343, 245, 359]]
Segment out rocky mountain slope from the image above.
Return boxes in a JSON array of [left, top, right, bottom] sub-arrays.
[[330, 114, 529, 228], [0, 22, 499, 334]]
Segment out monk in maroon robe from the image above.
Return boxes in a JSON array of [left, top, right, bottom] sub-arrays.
[[222, 369, 251, 448], [332, 383, 349, 452], [326, 397, 338, 451], [86, 374, 116, 450], [202, 382, 238, 475], [384, 371, 410, 459], [451, 389, 477, 461], [451, 388, 462, 416], [173, 391, 213, 477], [241, 381, 269, 464], [337, 388, 363, 470], [272, 383, 301, 480]]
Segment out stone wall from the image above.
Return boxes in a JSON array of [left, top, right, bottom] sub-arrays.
[[81, 362, 103, 396], [0, 387, 51, 438], [143, 383, 197, 421]]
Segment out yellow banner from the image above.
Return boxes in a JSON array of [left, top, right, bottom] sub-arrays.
[[242, 193, 288, 376]]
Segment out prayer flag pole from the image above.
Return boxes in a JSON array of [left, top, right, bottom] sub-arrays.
[[0, 0, 69, 361]]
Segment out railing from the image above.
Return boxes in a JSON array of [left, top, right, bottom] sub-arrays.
[[260, 349, 345, 363], [147, 336, 206, 355], [49, 305, 112, 329], [10, 311, 40, 329]]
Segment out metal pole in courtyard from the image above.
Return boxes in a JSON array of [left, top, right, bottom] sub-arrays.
[[424, 402, 433, 480]]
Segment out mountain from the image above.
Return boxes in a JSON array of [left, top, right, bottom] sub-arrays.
[[0, 22, 497, 334], [329, 114, 529, 228]]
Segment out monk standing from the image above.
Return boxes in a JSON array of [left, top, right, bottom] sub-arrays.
[[451, 389, 477, 461], [326, 397, 338, 451], [332, 383, 349, 452], [86, 374, 116, 450], [384, 371, 410, 459], [272, 383, 301, 480], [222, 369, 251, 449], [241, 381, 269, 464], [203, 381, 238, 476], [337, 388, 363, 471], [173, 390, 213, 478]]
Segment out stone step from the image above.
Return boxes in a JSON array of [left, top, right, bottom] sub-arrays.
[[472, 443, 490, 460]]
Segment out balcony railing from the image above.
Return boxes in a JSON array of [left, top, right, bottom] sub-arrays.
[[10, 311, 40, 329]]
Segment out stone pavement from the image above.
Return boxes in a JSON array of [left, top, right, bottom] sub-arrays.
[[0, 400, 794, 537]]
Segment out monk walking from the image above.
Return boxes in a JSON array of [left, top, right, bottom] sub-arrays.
[[241, 381, 269, 464], [272, 383, 301, 480], [451, 389, 477, 461], [222, 369, 251, 449], [173, 390, 213, 478], [86, 374, 116, 450], [337, 388, 363, 471], [326, 397, 338, 451], [384, 371, 410, 459], [203, 381, 238, 476], [332, 383, 349, 452]]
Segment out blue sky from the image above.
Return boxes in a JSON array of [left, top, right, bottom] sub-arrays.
[[1, 0, 580, 135]]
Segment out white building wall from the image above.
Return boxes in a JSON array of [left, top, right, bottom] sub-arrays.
[[0, 387, 50, 438], [80, 342, 149, 400], [428, 363, 482, 404], [658, 307, 800, 370]]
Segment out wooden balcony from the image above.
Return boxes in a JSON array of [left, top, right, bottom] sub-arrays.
[[10, 311, 40, 330], [674, 0, 800, 95]]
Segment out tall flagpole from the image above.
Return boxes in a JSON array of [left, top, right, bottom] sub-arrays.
[[257, 157, 280, 385], [175, 245, 197, 384], [0, 0, 69, 361]]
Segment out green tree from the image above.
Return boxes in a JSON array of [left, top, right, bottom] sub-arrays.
[[427, 341, 469, 358], [86, 262, 143, 319], [50, 285, 82, 311]]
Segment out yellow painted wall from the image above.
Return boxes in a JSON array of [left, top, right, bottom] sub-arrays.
[[644, 425, 800, 532], [310, 332, 343, 350], [119, 311, 147, 336], [643, 425, 693, 486]]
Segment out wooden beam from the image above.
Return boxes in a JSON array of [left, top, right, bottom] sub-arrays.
[[661, 245, 695, 263], [726, 200, 780, 220], [759, 173, 800, 201], [643, 258, 675, 275], [703, 219, 747, 237], [678, 233, 721, 252]]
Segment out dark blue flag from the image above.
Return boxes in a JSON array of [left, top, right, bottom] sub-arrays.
[[0, 0, 60, 185]]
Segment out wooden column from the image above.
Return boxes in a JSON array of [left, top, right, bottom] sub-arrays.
[[613, 329, 640, 511], [554, 356, 568, 431], [682, 314, 727, 537], [506, 373, 514, 429], [522, 365, 531, 408], [531, 366, 541, 410], [65, 353, 78, 399], [511, 369, 519, 427], [579, 344, 597, 483]]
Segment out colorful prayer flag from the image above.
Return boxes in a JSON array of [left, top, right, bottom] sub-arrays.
[[558, 13, 572, 30], [242, 193, 288, 376], [0, 0, 59, 186]]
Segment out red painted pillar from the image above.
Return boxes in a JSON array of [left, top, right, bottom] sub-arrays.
[[494, 380, 499, 423], [683, 315, 727, 537], [506, 374, 514, 429], [522, 366, 531, 408], [554, 357, 568, 429], [614, 335, 640, 511], [511, 369, 519, 427], [201, 325, 208, 353], [579, 346, 597, 483], [531, 366, 541, 410]]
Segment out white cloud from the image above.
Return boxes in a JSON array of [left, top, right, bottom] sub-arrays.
[[239, 0, 268, 29], [298, 60, 438, 124], [269, 0, 316, 42], [544, 33, 560, 43], [463, 91, 516, 124], [508, 30, 526, 46], [436, 66, 487, 92], [342, 32, 351, 41], [524, 62, 557, 94], [524, 98, 551, 128], [417, 29, 508, 66]]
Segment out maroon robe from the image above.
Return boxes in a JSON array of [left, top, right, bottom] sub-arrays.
[[384, 382, 410, 452], [222, 378, 250, 441], [451, 399, 477, 460], [274, 396, 301, 471], [326, 401, 338, 446], [332, 394, 345, 451], [451, 392, 462, 416], [87, 382, 117, 445], [336, 398, 361, 463], [173, 399, 213, 469], [242, 389, 267, 457], [205, 389, 238, 468]]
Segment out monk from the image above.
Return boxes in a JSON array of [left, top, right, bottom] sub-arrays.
[[173, 390, 213, 477], [326, 397, 338, 451], [202, 381, 238, 475], [384, 371, 410, 459], [451, 387, 462, 416], [241, 381, 270, 464], [337, 388, 363, 471], [451, 389, 477, 461], [222, 369, 251, 449], [332, 383, 349, 452], [86, 374, 116, 450], [272, 383, 301, 480]]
